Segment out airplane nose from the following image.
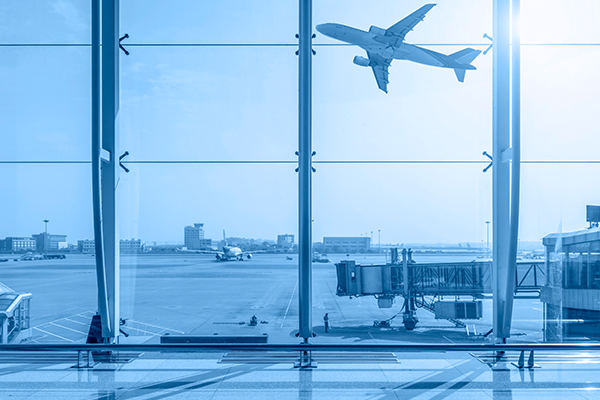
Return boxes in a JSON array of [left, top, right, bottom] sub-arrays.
[[315, 23, 334, 36]]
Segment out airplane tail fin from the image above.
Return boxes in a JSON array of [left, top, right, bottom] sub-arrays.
[[450, 47, 481, 65], [450, 48, 481, 83], [223, 229, 227, 245]]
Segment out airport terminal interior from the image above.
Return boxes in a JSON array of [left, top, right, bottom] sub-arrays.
[[2, 1, 600, 398]]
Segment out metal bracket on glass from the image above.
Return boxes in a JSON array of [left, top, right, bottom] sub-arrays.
[[119, 33, 130, 55], [295, 33, 317, 55], [294, 151, 316, 173], [483, 33, 493, 55], [482, 151, 493, 173], [119, 151, 130, 173]]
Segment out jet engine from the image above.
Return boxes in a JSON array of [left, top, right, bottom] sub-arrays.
[[369, 26, 387, 36], [215, 254, 222, 261], [353, 56, 371, 67]]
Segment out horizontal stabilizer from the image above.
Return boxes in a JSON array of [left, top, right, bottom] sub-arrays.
[[454, 68, 466, 83], [450, 48, 481, 66]]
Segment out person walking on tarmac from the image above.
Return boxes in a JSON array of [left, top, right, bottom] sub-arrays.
[[324, 313, 330, 333]]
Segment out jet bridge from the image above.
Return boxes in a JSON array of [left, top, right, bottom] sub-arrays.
[[335, 249, 545, 330], [0, 282, 32, 344]]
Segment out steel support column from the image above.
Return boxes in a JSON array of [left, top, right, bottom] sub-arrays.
[[492, 0, 511, 342], [91, 0, 120, 341], [504, 0, 521, 338], [91, 0, 112, 340], [298, 0, 313, 341]]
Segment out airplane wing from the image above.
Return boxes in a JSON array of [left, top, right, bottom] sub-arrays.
[[387, 3, 436, 40], [367, 52, 391, 93]]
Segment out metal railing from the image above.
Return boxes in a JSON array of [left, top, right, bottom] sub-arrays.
[[1, 342, 600, 353]]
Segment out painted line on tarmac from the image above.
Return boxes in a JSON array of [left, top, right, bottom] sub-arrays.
[[64, 318, 90, 326], [126, 320, 185, 334], [121, 326, 152, 334], [280, 281, 298, 328], [33, 327, 74, 343], [49, 322, 88, 336]]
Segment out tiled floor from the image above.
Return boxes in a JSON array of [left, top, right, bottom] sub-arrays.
[[1, 351, 599, 399]]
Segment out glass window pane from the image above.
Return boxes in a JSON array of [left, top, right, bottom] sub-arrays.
[[118, 164, 298, 339], [0, 1, 90, 44], [121, 47, 297, 161], [314, 1, 492, 162], [0, 47, 91, 161], [313, 164, 498, 342], [1, 164, 94, 344], [121, 1, 297, 44], [522, 47, 600, 161]]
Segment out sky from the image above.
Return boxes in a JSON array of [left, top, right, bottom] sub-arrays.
[[2, 1, 600, 246]]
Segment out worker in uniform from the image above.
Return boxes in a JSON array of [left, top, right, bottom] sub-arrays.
[[324, 313, 329, 333]]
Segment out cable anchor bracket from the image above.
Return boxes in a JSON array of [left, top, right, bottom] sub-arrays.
[[119, 151, 130, 173], [483, 33, 493, 55], [119, 33, 130, 55], [482, 151, 493, 173], [295, 33, 317, 55], [295, 151, 316, 173]]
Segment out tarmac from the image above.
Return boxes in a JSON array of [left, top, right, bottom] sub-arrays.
[[1, 253, 544, 344], [1, 253, 598, 399]]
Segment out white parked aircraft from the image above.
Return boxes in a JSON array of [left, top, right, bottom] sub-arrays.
[[215, 230, 253, 261], [316, 3, 481, 93]]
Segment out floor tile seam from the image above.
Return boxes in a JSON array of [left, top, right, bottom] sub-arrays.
[[447, 358, 486, 384], [572, 387, 597, 400], [120, 361, 228, 400], [204, 364, 234, 400], [380, 363, 458, 390], [108, 358, 160, 396], [376, 361, 403, 400]]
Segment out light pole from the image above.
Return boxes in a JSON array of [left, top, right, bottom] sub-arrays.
[[43, 219, 49, 254], [378, 229, 381, 251], [485, 221, 490, 258]]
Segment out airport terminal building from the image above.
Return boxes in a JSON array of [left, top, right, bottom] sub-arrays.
[[0, 237, 36, 252], [323, 237, 371, 253], [541, 228, 600, 341], [31, 233, 67, 252]]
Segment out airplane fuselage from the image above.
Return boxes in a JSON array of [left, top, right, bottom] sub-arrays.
[[216, 245, 252, 261], [317, 23, 475, 70]]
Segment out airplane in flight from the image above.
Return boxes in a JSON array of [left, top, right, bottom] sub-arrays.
[[215, 230, 253, 261], [316, 3, 481, 93]]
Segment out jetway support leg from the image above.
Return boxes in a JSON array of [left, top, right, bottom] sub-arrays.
[[402, 296, 419, 331]]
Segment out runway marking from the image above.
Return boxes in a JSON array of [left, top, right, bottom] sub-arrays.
[[64, 318, 89, 326], [126, 320, 185, 334], [33, 327, 74, 343], [280, 281, 298, 328], [49, 322, 87, 335]]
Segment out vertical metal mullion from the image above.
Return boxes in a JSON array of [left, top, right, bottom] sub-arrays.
[[91, 0, 111, 340], [492, 0, 511, 342], [504, 0, 521, 338], [101, 0, 120, 341], [298, 0, 313, 341]]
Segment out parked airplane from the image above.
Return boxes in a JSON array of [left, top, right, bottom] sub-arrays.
[[316, 4, 481, 93], [215, 230, 253, 261]]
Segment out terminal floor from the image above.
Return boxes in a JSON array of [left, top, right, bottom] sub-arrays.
[[0, 351, 599, 399]]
